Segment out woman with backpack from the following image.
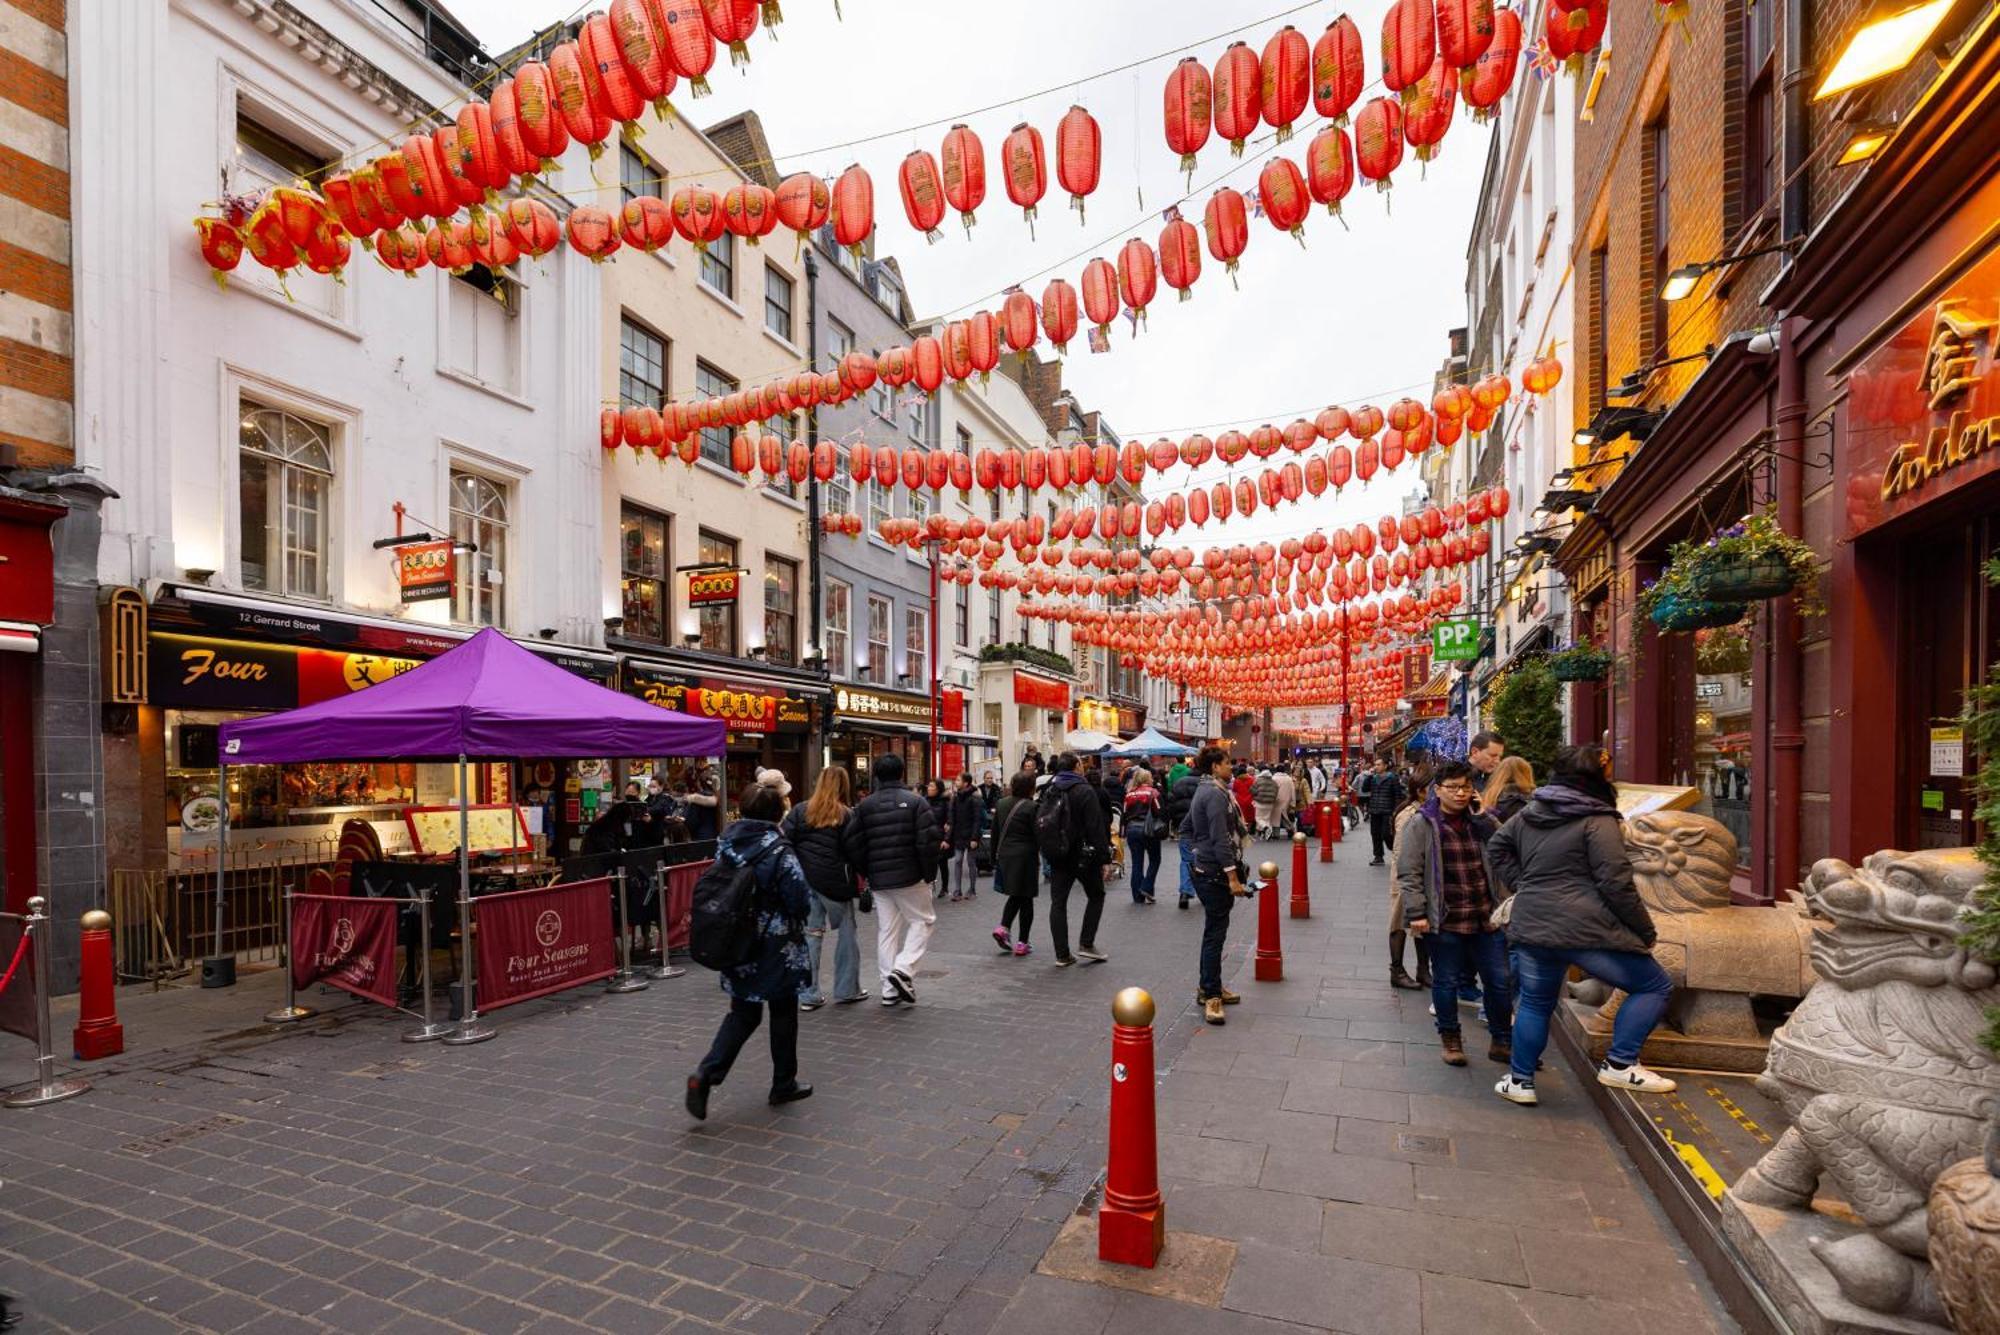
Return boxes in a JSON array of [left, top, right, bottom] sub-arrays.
[[990, 773, 1041, 957], [1122, 771, 1165, 905], [684, 771, 816, 1121], [782, 767, 867, 1010], [922, 777, 953, 900]]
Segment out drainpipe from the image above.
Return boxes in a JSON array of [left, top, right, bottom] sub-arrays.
[[805, 250, 823, 668]]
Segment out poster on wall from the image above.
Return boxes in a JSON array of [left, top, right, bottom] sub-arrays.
[[1930, 726, 1965, 777]]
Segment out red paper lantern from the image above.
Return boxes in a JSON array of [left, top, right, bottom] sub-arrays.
[[941, 124, 986, 234], [620, 194, 674, 251], [1258, 157, 1310, 244], [1356, 436, 1380, 482], [812, 441, 837, 482], [912, 335, 945, 394], [1313, 16, 1366, 125], [1403, 57, 1457, 162], [548, 42, 614, 159], [659, 0, 717, 95], [1001, 290, 1039, 356], [848, 441, 872, 483], [831, 165, 874, 257], [1261, 25, 1310, 140], [1464, 6, 1522, 121], [431, 125, 482, 210], [775, 173, 831, 248], [722, 183, 776, 244], [1216, 430, 1249, 464], [1042, 278, 1080, 351], [967, 310, 1001, 378], [698, 0, 760, 66], [578, 14, 645, 125], [1316, 405, 1352, 440], [839, 351, 878, 396], [1056, 105, 1101, 221], [1118, 238, 1158, 322], [609, 0, 676, 114], [565, 205, 621, 262], [1284, 419, 1318, 453], [1250, 424, 1284, 458], [942, 321, 974, 381], [1212, 41, 1261, 155], [899, 150, 946, 241], [901, 447, 927, 490], [730, 431, 755, 475], [1489, 485, 1511, 517], [1163, 56, 1212, 180], [1305, 127, 1355, 217], [1355, 97, 1405, 189], [1381, 431, 1406, 471], [1211, 482, 1234, 522], [1158, 217, 1202, 302], [1081, 257, 1119, 333], [1044, 447, 1067, 491], [1547, 0, 1608, 71], [601, 408, 624, 450], [1002, 123, 1047, 230], [455, 103, 508, 194], [671, 184, 726, 249], [1148, 437, 1179, 472], [1523, 355, 1565, 394], [1381, 0, 1437, 99], [1203, 187, 1250, 282], [511, 61, 570, 165], [1436, 0, 1495, 77]]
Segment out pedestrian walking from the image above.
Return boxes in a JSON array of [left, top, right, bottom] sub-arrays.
[[1481, 756, 1536, 827], [1183, 745, 1251, 1024], [923, 777, 953, 900], [1398, 762, 1514, 1068], [1487, 746, 1678, 1104], [949, 772, 985, 900], [1273, 765, 1298, 837], [1122, 770, 1165, 904], [1231, 765, 1256, 829], [1388, 769, 1433, 990], [849, 753, 943, 1007], [781, 766, 867, 1010], [684, 774, 815, 1120], [1165, 756, 1191, 794], [1038, 752, 1110, 966], [1467, 731, 1507, 796], [1361, 758, 1404, 865], [1167, 760, 1202, 909], [990, 773, 1041, 956], [1251, 767, 1280, 837]]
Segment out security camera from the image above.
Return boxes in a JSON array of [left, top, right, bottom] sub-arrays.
[[1747, 328, 1780, 356]]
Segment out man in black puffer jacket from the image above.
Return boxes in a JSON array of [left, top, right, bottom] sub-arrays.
[[1166, 767, 1202, 909], [848, 752, 942, 1007]]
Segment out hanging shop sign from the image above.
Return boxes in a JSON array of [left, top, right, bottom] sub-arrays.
[[1073, 698, 1120, 733], [625, 665, 813, 735], [938, 743, 965, 779], [1412, 696, 1450, 720], [1272, 706, 1345, 732], [147, 634, 423, 710], [396, 540, 455, 603], [1013, 670, 1070, 711], [1845, 253, 2000, 537], [1430, 617, 1481, 662], [835, 685, 934, 726], [686, 570, 741, 606]]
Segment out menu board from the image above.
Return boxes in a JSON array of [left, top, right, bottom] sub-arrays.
[[1614, 783, 1702, 819], [404, 804, 530, 856]]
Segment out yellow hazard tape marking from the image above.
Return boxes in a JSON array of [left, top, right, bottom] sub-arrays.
[[1653, 1123, 1728, 1200], [1704, 1085, 1774, 1145]]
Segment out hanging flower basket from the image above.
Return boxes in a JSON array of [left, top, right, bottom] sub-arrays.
[[1694, 625, 1752, 675], [1548, 644, 1614, 681], [1650, 593, 1748, 633], [1697, 554, 1798, 602]]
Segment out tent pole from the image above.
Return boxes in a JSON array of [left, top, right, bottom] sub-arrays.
[[201, 763, 235, 988], [444, 753, 494, 1045]]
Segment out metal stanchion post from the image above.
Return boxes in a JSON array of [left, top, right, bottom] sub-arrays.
[[262, 890, 314, 1024], [606, 867, 647, 994], [443, 754, 495, 1046], [5, 898, 89, 1109], [648, 859, 684, 980], [404, 889, 449, 1043]]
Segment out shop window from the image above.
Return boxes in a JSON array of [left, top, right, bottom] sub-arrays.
[[696, 361, 737, 468], [824, 445, 852, 517], [1687, 624, 1754, 861], [450, 471, 509, 628], [620, 317, 668, 409], [697, 529, 738, 655], [231, 105, 341, 317], [905, 606, 928, 686], [447, 265, 523, 394], [620, 141, 658, 205], [1740, 1, 1776, 221], [866, 595, 891, 684], [620, 504, 670, 644], [764, 266, 794, 342], [825, 579, 851, 678], [764, 555, 798, 666], [238, 401, 333, 599], [700, 229, 735, 300]]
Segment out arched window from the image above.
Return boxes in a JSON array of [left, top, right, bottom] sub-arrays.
[[238, 403, 333, 598], [450, 471, 509, 627]]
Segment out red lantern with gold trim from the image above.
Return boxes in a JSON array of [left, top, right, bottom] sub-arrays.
[[942, 321, 974, 382], [912, 335, 945, 394], [601, 408, 625, 451], [620, 193, 674, 251], [1328, 443, 1353, 489], [968, 310, 1001, 379], [1042, 277, 1079, 352], [1355, 97, 1405, 189], [722, 183, 776, 245], [1056, 105, 1100, 221], [511, 61, 570, 166], [486, 83, 538, 183], [1002, 123, 1047, 231], [659, 0, 717, 95], [1159, 218, 1202, 302], [899, 150, 946, 242], [1258, 157, 1310, 244], [1464, 6, 1522, 122], [775, 173, 830, 251], [1163, 56, 1212, 181], [1118, 238, 1158, 324], [1436, 0, 1496, 77], [1203, 187, 1250, 283], [1403, 56, 1457, 162], [1213, 41, 1262, 155], [1306, 127, 1355, 217], [578, 14, 645, 125], [941, 124, 986, 235], [699, 0, 760, 67], [1001, 290, 1039, 356], [1382, 0, 1437, 99], [1261, 25, 1310, 141], [548, 41, 614, 160], [831, 164, 874, 258], [1313, 15, 1366, 125], [671, 184, 726, 249], [609, 0, 676, 116], [1081, 257, 1119, 335], [566, 205, 621, 262]]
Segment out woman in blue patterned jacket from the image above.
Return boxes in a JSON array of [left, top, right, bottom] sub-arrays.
[[685, 770, 816, 1121]]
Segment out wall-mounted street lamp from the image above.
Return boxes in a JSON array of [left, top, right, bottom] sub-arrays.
[[1815, 0, 1956, 100], [1660, 242, 1798, 303]]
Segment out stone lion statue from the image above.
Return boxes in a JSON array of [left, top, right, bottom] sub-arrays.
[[1726, 847, 2000, 1325], [1569, 812, 1818, 1069]]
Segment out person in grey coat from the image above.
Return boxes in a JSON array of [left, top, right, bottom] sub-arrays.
[[1183, 746, 1252, 1025], [1484, 745, 1677, 1106]]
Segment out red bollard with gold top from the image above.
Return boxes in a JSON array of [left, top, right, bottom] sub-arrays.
[[72, 910, 125, 1060], [1254, 859, 1284, 981], [1290, 832, 1311, 918], [1099, 987, 1165, 1268], [1319, 799, 1337, 861]]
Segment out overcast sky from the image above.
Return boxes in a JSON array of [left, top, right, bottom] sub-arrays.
[[446, 0, 1493, 549]]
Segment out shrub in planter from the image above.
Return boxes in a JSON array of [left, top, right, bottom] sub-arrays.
[[1639, 511, 1823, 632]]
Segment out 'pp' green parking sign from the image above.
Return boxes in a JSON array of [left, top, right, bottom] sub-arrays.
[[1431, 619, 1481, 662]]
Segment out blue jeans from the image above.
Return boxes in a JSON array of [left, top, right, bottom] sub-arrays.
[[1128, 835, 1161, 901], [1511, 944, 1673, 1081], [801, 892, 862, 1003], [1177, 839, 1195, 900], [1426, 929, 1513, 1039], [1191, 866, 1236, 998]]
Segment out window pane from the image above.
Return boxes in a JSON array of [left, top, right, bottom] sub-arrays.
[[764, 267, 793, 341], [698, 531, 737, 655], [826, 581, 850, 677], [620, 319, 667, 409], [867, 596, 890, 684], [451, 471, 508, 628], [825, 445, 852, 516], [905, 607, 927, 686], [700, 230, 734, 298], [695, 363, 737, 468], [620, 506, 668, 643], [763, 556, 797, 666], [240, 450, 274, 592], [620, 143, 655, 205]]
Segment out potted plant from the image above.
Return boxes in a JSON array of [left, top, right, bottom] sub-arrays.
[[1638, 561, 1748, 633], [1691, 512, 1822, 607], [1548, 643, 1614, 682]]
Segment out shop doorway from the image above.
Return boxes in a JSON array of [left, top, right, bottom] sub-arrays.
[[1898, 512, 2000, 848]]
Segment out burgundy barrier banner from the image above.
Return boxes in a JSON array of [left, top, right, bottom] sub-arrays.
[[476, 877, 615, 1010], [292, 893, 399, 1007], [664, 861, 712, 952]]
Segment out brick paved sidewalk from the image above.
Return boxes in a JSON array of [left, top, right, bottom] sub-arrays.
[[0, 840, 1733, 1333]]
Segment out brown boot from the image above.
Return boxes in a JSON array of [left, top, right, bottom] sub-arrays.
[[1389, 932, 1421, 990], [1440, 1033, 1468, 1066], [1488, 1037, 1512, 1065], [1414, 936, 1433, 988]]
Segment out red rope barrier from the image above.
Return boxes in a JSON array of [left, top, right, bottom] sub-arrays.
[[0, 927, 32, 996]]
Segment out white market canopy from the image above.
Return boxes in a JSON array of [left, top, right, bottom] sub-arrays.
[[1112, 727, 1197, 758]]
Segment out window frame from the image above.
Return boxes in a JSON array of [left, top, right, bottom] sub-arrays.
[[824, 444, 853, 517], [763, 265, 795, 343], [620, 140, 659, 206], [825, 579, 852, 679], [237, 398, 336, 601], [903, 605, 928, 688], [865, 594, 892, 685], [763, 554, 799, 666], [619, 502, 672, 645], [696, 528, 740, 656], [1648, 115, 1672, 360], [1739, 2, 1777, 222], [449, 469, 511, 629], [699, 229, 736, 301], [619, 315, 669, 410]]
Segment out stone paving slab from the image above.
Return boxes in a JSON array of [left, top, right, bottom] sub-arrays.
[[0, 839, 1736, 1332]]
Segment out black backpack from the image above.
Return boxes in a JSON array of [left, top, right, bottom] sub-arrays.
[[1035, 785, 1080, 865], [688, 836, 772, 971]]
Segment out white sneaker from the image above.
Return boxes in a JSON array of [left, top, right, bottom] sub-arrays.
[[1494, 1075, 1538, 1105], [1598, 1061, 1677, 1093], [1427, 1002, 1436, 1016]]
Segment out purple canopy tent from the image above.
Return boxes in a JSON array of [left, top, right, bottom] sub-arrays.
[[214, 629, 724, 1043]]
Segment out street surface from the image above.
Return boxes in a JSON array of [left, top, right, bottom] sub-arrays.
[[0, 840, 1732, 1333]]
